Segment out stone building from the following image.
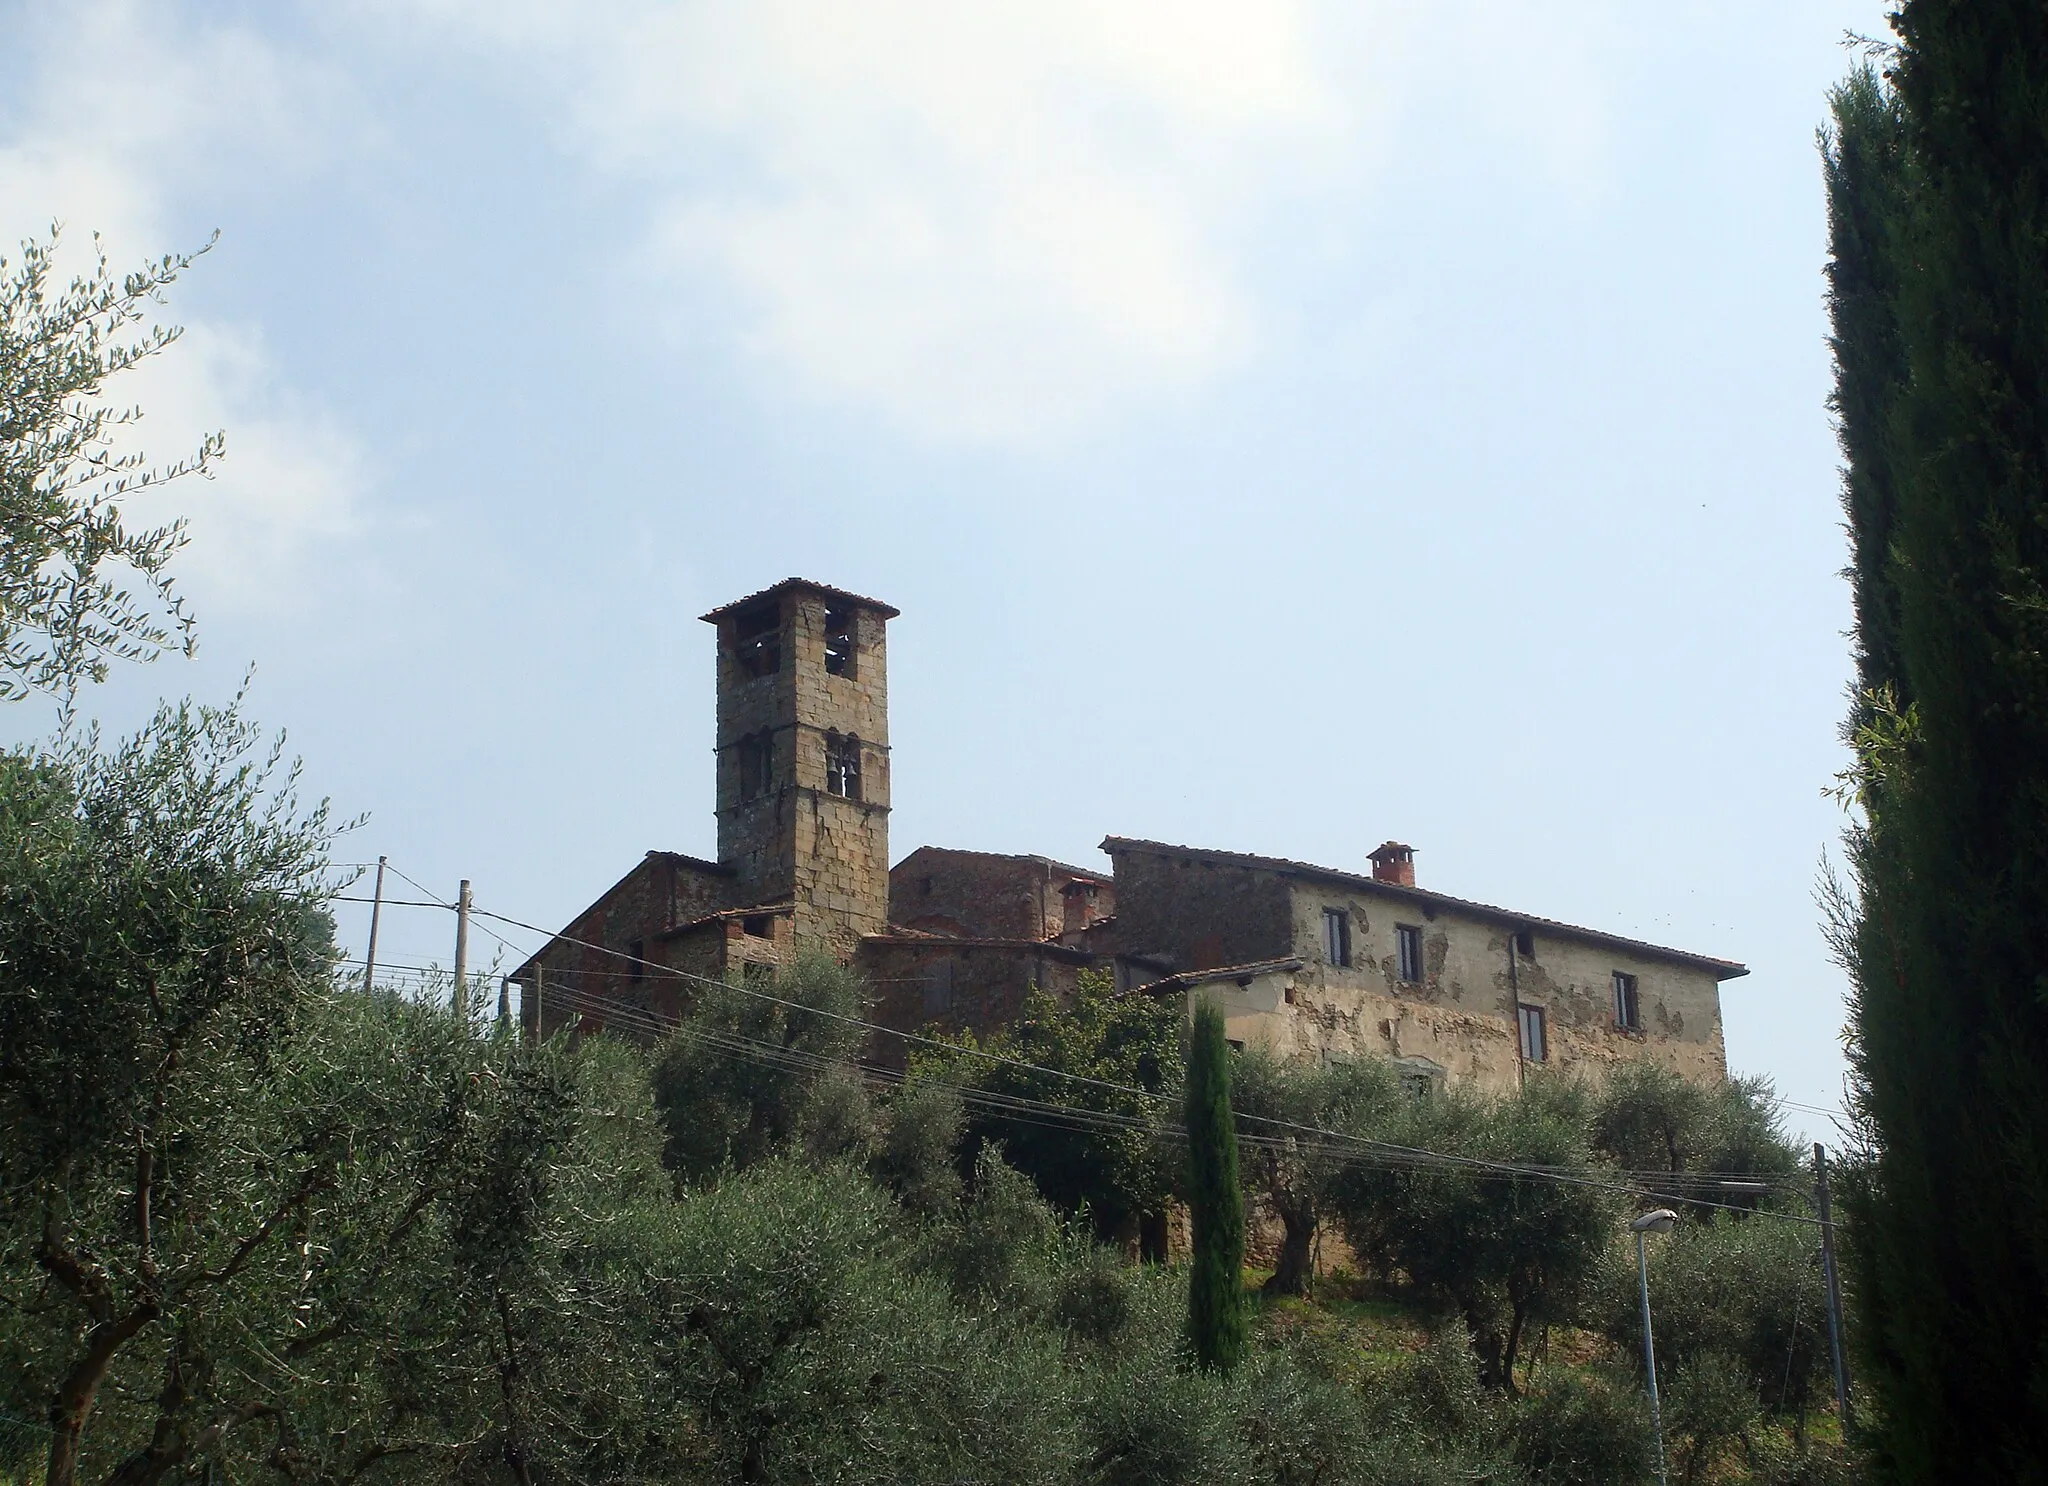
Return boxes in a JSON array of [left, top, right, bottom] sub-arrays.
[[510, 579, 1745, 1092]]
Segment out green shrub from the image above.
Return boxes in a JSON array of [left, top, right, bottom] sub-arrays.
[[1511, 1371, 1657, 1485]]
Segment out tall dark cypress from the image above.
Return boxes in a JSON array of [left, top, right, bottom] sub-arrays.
[[1823, 66, 1913, 718], [1184, 999, 1245, 1372], [1832, 6, 2048, 1478]]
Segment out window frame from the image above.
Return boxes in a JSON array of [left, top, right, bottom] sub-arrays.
[[1396, 923, 1424, 984], [1321, 907, 1352, 967], [1518, 1002, 1547, 1062], [1612, 970, 1641, 1032]]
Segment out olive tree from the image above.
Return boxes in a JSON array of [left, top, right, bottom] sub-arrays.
[[0, 229, 217, 700]]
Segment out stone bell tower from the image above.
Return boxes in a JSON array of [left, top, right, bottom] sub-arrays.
[[701, 579, 896, 957]]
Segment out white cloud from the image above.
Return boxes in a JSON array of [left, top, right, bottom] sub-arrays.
[[115, 324, 365, 604], [373, 0, 1351, 445], [0, 0, 368, 613]]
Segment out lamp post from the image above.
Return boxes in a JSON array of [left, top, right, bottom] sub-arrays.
[[1631, 1208, 1679, 1486]]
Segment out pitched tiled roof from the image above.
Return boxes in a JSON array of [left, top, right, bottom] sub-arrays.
[[654, 901, 794, 941], [1130, 957, 1306, 996], [1099, 837, 1748, 980], [699, 578, 901, 623], [893, 845, 1113, 885]]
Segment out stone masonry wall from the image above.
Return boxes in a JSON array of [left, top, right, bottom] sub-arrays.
[[711, 586, 892, 956], [1106, 847, 1294, 971], [517, 853, 733, 1040], [889, 846, 1114, 941], [857, 937, 1089, 1070]]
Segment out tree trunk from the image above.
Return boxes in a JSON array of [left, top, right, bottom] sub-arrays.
[[46, 1303, 160, 1486], [1262, 1207, 1316, 1297]]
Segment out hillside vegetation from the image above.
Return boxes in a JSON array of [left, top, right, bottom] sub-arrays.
[[0, 705, 1856, 1486]]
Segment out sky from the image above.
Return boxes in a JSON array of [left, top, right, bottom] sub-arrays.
[[0, 0, 1891, 1137]]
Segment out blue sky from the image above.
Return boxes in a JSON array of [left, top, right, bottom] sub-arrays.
[[1, 1, 1889, 1135]]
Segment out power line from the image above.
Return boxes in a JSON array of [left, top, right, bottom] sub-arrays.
[[337, 867, 1823, 1225], [500, 936, 1821, 1223]]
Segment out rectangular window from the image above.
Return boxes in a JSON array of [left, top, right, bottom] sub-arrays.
[[1518, 1003, 1547, 1062], [1321, 907, 1351, 967], [1613, 971, 1641, 1031], [824, 602, 857, 677], [742, 914, 773, 940], [824, 732, 862, 800], [1396, 924, 1424, 984], [1513, 929, 1535, 959], [628, 939, 645, 983]]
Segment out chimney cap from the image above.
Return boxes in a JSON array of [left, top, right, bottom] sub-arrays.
[[1368, 841, 1415, 863]]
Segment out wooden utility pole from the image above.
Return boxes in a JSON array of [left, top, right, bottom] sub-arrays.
[[362, 856, 388, 993], [453, 879, 472, 1019], [1814, 1143, 1854, 1428]]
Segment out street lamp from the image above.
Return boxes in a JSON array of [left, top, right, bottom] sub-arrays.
[[1631, 1208, 1679, 1486]]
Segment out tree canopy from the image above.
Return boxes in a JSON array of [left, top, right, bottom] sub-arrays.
[[0, 229, 215, 701]]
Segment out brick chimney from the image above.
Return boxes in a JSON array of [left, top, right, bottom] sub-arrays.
[[1369, 841, 1416, 887]]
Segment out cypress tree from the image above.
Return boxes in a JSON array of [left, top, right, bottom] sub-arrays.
[[1184, 999, 1245, 1372], [1823, 65, 1912, 719], [1830, 6, 2048, 1477]]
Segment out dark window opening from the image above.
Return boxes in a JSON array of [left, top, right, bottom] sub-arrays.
[[825, 731, 862, 800], [1518, 1003, 1547, 1062], [923, 960, 954, 1017], [1321, 907, 1351, 967], [1613, 971, 1641, 1031], [732, 600, 781, 678], [921, 875, 934, 896], [628, 939, 645, 982], [1396, 924, 1424, 984], [743, 914, 773, 940], [1226, 1038, 1246, 1053], [738, 731, 775, 801], [742, 959, 776, 984], [1513, 929, 1535, 958], [824, 602, 856, 677], [1400, 1068, 1436, 1100]]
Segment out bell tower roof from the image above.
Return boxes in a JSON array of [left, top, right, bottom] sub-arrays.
[[700, 578, 900, 625]]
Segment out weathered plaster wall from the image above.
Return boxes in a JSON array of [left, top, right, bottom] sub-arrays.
[[1281, 882, 1727, 1091]]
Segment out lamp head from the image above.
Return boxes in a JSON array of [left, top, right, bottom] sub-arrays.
[[1631, 1208, 1680, 1234]]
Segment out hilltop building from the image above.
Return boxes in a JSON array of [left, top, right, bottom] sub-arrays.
[[509, 579, 1744, 1092]]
